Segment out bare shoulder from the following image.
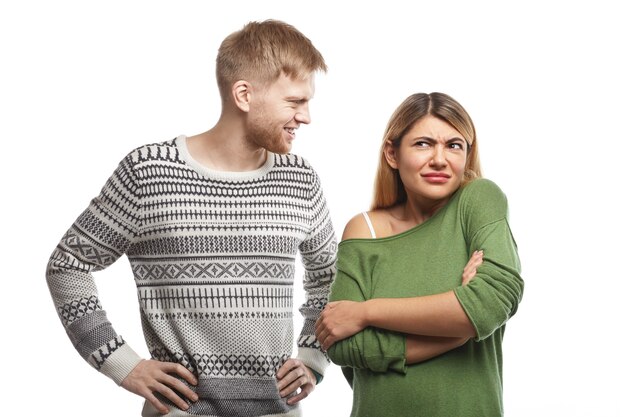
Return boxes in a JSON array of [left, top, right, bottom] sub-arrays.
[[341, 210, 390, 241], [341, 213, 373, 241]]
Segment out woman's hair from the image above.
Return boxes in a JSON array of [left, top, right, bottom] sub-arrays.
[[216, 20, 327, 102], [371, 92, 482, 210]]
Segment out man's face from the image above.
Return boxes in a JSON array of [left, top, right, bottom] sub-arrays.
[[246, 73, 315, 154]]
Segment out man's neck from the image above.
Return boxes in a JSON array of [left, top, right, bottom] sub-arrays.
[[186, 118, 267, 172]]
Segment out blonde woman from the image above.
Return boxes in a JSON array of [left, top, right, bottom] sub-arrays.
[[315, 92, 523, 417]]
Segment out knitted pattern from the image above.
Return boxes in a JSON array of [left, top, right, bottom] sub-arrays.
[[46, 136, 337, 417]]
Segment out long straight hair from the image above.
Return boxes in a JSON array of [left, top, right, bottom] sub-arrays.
[[371, 93, 482, 210]]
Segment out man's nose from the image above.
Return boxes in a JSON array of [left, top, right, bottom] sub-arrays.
[[295, 104, 311, 125]]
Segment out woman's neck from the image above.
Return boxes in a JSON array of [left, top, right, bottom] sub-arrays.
[[394, 195, 450, 226]]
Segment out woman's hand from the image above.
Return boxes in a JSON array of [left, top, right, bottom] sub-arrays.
[[121, 359, 199, 414], [462, 250, 483, 285], [315, 300, 368, 351]]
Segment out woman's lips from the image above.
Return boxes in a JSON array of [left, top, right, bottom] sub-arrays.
[[421, 173, 450, 183]]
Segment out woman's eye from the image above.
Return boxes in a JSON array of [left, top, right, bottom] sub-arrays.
[[414, 141, 430, 148], [449, 142, 464, 150]]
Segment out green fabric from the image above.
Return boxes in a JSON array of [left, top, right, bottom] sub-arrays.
[[327, 179, 523, 417]]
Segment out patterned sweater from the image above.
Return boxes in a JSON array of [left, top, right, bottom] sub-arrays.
[[46, 135, 337, 417]]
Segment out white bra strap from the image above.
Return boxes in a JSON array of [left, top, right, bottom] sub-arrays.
[[361, 212, 377, 238]]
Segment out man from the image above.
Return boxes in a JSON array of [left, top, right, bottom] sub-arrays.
[[46, 20, 337, 417]]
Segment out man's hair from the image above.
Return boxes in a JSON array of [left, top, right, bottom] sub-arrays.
[[216, 20, 327, 102]]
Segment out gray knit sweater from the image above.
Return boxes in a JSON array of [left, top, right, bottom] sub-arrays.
[[46, 135, 337, 417]]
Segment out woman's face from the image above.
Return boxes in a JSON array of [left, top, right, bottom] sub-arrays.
[[385, 115, 468, 206]]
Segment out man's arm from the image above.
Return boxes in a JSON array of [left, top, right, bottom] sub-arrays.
[[46, 153, 198, 413], [277, 167, 337, 405], [46, 155, 145, 382]]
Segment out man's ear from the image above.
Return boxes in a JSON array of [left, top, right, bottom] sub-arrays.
[[232, 80, 252, 112], [383, 140, 399, 169]]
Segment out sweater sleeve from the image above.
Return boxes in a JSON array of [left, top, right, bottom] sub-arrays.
[[45, 152, 144, 385], [326, 244, 407, 374], [454, 179, 524, 341], [295, 168, 337, 378]]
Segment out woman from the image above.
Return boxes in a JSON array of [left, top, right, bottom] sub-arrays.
[[315, 92, 523, 416]]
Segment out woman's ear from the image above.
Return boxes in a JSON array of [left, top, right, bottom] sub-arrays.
[[383, 139, 399, 169], [232, 80, 252, 112]]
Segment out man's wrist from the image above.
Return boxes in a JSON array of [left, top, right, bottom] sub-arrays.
[[307, 366, 322, 385]]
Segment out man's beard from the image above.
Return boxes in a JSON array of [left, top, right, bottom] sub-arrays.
[[246, 117, 291, 155]]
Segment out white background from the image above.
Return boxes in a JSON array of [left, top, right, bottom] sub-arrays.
[[1, 1, 624, 416]]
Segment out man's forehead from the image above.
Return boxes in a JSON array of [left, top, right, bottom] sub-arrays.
[[270, 73, 315, 96]]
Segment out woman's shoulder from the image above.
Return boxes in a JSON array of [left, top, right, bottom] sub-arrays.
[[462, 178, 504, 195], [341, 210, 391, 241], [460, 178, 508, 206], [459, 178, 510, 228], [342, 212, 373, 241]]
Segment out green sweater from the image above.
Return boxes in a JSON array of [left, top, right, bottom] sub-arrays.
[[327, 179, 523, 417]]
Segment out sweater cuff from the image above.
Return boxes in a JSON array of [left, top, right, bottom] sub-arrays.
[[453, 286, 484, 341], [296, 347, 329, 380], [363, 330, 407, 374], [98, 343, 144, 385]]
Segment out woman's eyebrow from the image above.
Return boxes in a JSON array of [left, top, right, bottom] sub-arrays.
[[411, 136, 465, 143]]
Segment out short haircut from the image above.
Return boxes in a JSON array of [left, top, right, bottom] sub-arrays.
[[216, 20, 327, 102]]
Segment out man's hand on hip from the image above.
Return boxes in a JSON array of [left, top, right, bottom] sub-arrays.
[[276, 358, 317, 405], [121, 359, 199, 414]]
